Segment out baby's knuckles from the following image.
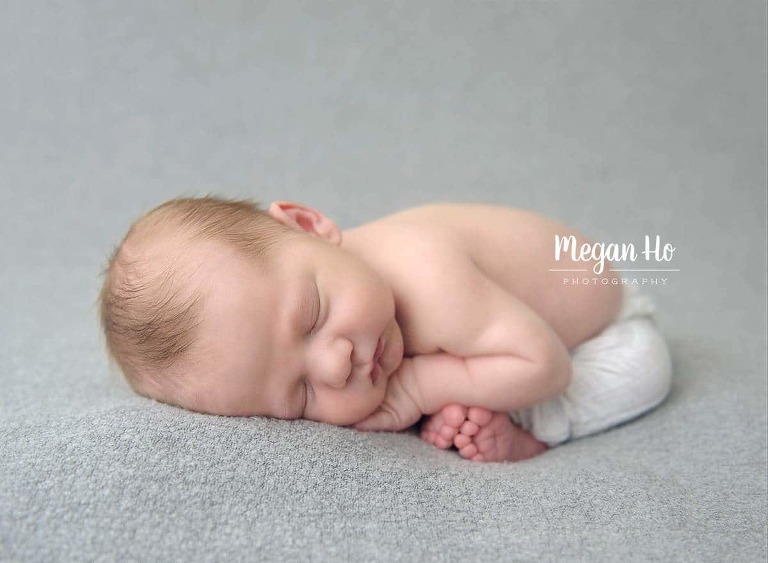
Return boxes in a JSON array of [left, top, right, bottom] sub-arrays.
[[355, 359, 423, 431], [382, 359, 424, 428]]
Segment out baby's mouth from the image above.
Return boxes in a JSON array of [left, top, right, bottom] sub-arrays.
[[370, 361, 382, 384], [370, 336, 385, 383], [373, 335, 385, 363]]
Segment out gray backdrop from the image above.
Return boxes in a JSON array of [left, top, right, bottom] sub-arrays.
[[1, 1, 766, 561]]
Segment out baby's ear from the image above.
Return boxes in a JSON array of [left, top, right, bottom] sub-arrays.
[[268, 201, 342, 245]]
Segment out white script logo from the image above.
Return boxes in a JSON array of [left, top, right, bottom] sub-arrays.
[[554, 235, 676, 275]]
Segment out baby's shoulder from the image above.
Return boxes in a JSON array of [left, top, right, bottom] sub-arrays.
[[358, 203, 560, 265], [347, 203, 556, 277], [349, 205, 475, 264], [371, 203, 557, 242], [376, 202, 523, 227]]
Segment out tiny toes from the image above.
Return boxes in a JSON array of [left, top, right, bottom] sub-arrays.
[[467, 407, 494, 426], [442, 404, 468, 427], [434, 436, 453, 449], [420, 430, 452, 449], [421, 417, 442, 433], [458, 443, 478, 459], [459, 420, 480, 436], [453, 434, 472, 449]]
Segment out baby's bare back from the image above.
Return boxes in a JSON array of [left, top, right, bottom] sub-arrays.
[[343, 203, 622, 354]]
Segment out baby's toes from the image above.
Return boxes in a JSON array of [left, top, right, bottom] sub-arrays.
[[437, 424, 459, 443], [459, 420, 480, 436], [424, 427, 455, 449], [453, 433, 472, 449], [419, 416, 454, 449], [419, 427, 450, 449], [433, 420, 462, 448], [420, 412, 444, 434], [456, 441, 479, 460], [440, 404, 468, 428], [467, 406, 494, 426]]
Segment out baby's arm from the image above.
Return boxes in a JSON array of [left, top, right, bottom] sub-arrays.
[[356, 262, 572, 432]]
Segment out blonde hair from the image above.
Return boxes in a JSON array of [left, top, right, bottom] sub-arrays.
[[98, 196, 296, 399]]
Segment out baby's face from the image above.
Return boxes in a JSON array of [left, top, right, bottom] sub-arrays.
[[184, 233, 404, 426]]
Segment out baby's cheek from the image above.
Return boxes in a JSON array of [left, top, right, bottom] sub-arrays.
[[309, 392, 382, 426]]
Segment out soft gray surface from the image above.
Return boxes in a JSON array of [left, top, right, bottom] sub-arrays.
[[1, 1, 766, 561]]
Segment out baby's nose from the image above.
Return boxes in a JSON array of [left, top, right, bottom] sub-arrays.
[[315, 340, 354, 388], [316, 363, 351, 389]]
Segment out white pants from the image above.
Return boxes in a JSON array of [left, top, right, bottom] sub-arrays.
[[510, 288, 673, 446]]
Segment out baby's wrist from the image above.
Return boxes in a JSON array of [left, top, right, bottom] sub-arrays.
[[405, 353, 475, 415], [391, 358, 428, 416], [396, 356, 445, 416]]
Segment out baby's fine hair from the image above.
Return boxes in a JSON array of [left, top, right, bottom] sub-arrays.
[[98, 196, 294, 397]]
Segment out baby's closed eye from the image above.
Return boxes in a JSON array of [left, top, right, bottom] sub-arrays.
[[309, 283, 322, 335], [298, 280, 322, 337]]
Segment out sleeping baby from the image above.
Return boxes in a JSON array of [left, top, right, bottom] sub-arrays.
[[99, 197, 672, 462]]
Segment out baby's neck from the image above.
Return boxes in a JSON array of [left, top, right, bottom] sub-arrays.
[[339, 225, 377, 266]]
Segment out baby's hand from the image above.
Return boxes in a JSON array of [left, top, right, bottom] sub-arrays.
[[354, 360, 423, 432]]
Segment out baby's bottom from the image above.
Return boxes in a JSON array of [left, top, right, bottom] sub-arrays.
[[420, 289, 673, 461], [510, 289, 672, 447]]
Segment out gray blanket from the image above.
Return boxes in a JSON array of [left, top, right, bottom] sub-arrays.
[[2, 1, 766, 561]]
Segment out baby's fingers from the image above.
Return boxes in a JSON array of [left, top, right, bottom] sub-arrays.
[[354, 409, 399, 432]]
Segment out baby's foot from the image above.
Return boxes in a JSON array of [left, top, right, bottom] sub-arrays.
[[453, 407, 548, 462], [419, 404, 468, 449]]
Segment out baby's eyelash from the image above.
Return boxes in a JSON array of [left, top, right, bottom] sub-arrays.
[[309, 285, 321, 335], [302, 379, 311, 415]]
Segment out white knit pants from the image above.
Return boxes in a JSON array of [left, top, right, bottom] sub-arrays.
[[510, 288, 673, 446]]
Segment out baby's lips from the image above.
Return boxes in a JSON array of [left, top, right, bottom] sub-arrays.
[[373, 335, 385, 362], [370, 361, 382, 384]]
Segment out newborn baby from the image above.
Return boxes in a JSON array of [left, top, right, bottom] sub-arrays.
[[99, 197, 672, 462]]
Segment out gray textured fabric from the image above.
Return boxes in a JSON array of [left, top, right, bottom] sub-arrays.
[[1, 1, 766, 561]]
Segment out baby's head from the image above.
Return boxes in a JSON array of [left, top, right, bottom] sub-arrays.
[[99, 196, 403, 426]]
